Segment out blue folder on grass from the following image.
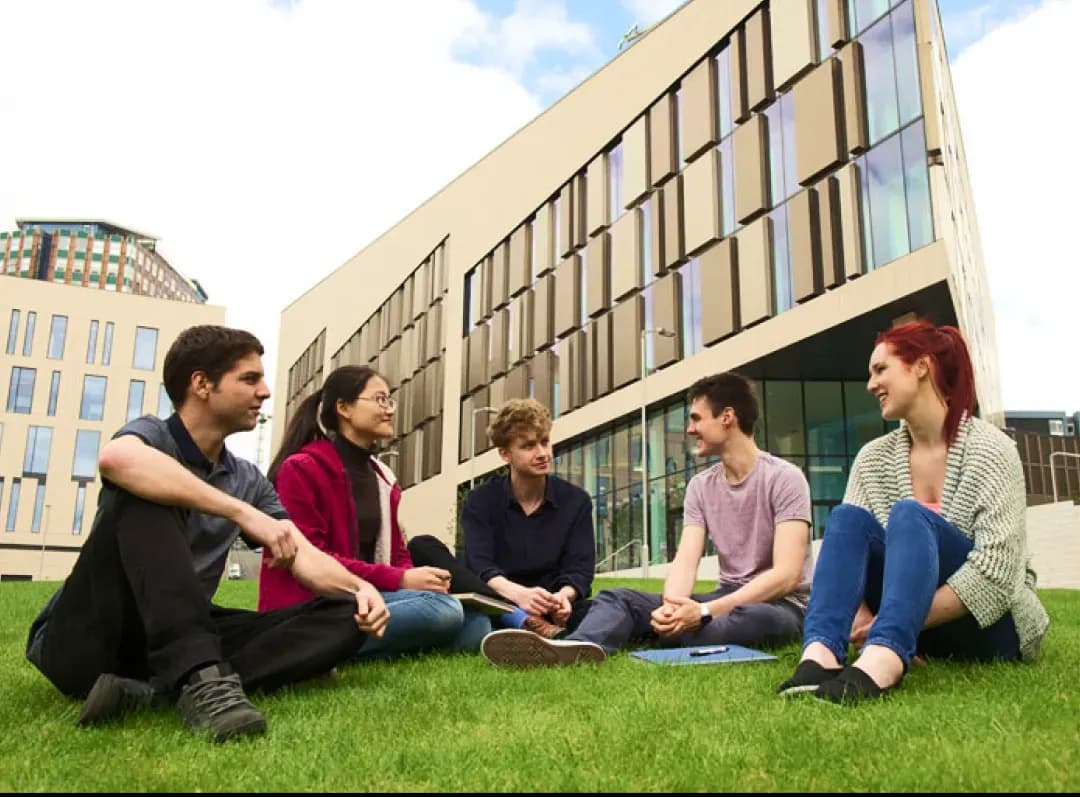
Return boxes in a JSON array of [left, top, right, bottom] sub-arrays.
[[629, 644, 777, 666]]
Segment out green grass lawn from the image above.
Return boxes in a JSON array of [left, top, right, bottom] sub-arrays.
[[1, 579, 1077, 792]]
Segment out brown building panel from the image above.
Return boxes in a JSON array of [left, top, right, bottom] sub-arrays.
[[401, 275, 415, 330], [505, 362, 529, 401], [734, 112, 770, 224], [612, 296, 644, 389], [789, 187, 825, 303], [586, 231, 611, 318], [488, 375, 506, 414], [651, 271, 682, 368], [771, 0, 816, 91], [794, 58, 846, 186], [610, 206, 643, 300], [661, 175, 686, 270], [558, 335, 579, 414], [508, 223, 532, 297], [736, 215, 774, 327], [513, 289, 533, 364], [731, 28, 751, 124], [649, 93, 677, 187], [682, 148, 721, 257], [425, 302, 443, 362], [553, 254, 582, 339], [840, 42, 869, 155], [530, 350, 556, 411], [622, 113, 651, 208], [477, 256, 493, 322], [679, 57, 718, 164], [490, 308, 509, 378], [648, 190, 666, 278], [837, 161, 866, 280], [533, 273, 555, 351], [586, 153, 610, 236], [698, 238, 739, 344], [573, 172, 589, 250], [744, 7, 774, 112], [422, 414, 442, 480], [467, 323, 489, 393], [489, 251, 508, 312], [558, 182, 575, 258], [534, 203, 556, 277], [818, 174, 845, 288], [592, 312, 613, 398], [827, 0, 849, 48], [459, 333, 469, 397]]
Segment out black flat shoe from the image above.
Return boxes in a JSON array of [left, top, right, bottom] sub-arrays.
[[814, 665, 900, 704], [777, 660, 843, 696]]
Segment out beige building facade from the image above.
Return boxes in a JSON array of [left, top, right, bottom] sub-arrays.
[[0, 275, 224, 580], [275, 0, 998, 568]]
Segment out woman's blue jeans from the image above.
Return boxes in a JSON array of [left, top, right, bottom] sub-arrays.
[[352, 590, 491, 661], [803, 500, 1019, 667]]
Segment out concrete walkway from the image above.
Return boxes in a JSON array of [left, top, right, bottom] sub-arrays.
[[599, 501, 1080, 589]]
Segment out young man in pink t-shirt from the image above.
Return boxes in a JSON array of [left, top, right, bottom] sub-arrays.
[[481, 372, 813, 667]]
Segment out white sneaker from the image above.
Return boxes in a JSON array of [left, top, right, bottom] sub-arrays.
[[481, 629, 607, 668]]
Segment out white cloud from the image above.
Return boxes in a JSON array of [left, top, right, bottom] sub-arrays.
[[531, 64, 594, 97], [940, 1, 1038, 58], [0, 0, 544, 463], [455, 0, 597, 76], [951, 0, 1080, 412], [620, 0, 685, 26]]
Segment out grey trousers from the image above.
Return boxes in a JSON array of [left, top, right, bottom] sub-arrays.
[[568, 585, 803, 653]]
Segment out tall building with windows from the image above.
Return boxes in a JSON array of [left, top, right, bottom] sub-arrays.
[[0, 223, 223, 580], [274, 0, 997, 570]]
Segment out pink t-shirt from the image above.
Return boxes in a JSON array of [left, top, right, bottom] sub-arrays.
[[683, 452, 813, 608]]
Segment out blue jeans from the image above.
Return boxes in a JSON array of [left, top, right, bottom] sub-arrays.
[[352, 590, 491, 661], [803, 500, 1020, 667]]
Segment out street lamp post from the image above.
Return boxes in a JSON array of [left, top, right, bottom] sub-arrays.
[[640, 327, 675, 578], [469, 406, 500, 491]]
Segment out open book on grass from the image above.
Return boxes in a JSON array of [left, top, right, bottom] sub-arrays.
[[452, 592, 517, 616]]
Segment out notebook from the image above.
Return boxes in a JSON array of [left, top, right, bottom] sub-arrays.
[[629, 644, 777, 666], [451, 592, 517, 616]]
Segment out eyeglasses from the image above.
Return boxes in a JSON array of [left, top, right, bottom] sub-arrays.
[[356, 394, 397, 411]]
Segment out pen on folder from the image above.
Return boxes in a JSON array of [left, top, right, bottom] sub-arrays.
[[689, 646, 729, 657]]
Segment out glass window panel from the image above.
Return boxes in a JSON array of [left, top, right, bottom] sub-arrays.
[[675, 86, 684, 164], [805, 382, 846, 456], [862, 14, 900, 144], [719, 138, 736, 237], [126, 380, 146, 422], [613, 424, 632, 491], [891, 0, 921, 126], [647, 409, 666, 479], [47, 315, 67, 359], [815, 0, 832, 60], [630, 421, 643, 489], [5, 478, 20, 531], [608, 141, 624, 221], [770, 204, 794, 314], [781, 92, 800, 201], [30, 481, 46, 533], [854, 0, 890, 35], [716, 45, 735, 139], [844, 380, 885, 451], [569, 445, 585, 490], [23, 426, 52, 475], [132, 327, 158, 371], [582, 439, 597, 498], [766, 381, 806, 456], [812, 503, 833, 540], [765, 102, 784, 208], [22, 311, 36, 356], [678, 258, 703, 358], [71, 429, 101, 482], [901, 120, 934, 251], [641, 196, 654, 287], [6, 367, 36, 414], [80, 375, 108, 421], [664, 402, 689, 475], [102, 322, 114, 365], [647, 478, 669, 563], [808, 457, 849, 503], [857, 153, 874, 269], [866, 132, 909, 269], [5, 309, 18, 354], [73, 483, 87, 534], [86, 320, 99, 364], [594, 432, 613, 506], [157, 384, 173, 418]]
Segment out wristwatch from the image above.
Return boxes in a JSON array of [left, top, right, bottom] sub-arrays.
[[699, 602, 712, 626]]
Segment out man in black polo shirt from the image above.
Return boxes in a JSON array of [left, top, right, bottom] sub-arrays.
[[25, 325, 389, 742], [462, 399, 595, 649]]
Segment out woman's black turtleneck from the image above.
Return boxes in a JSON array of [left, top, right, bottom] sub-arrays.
[[332, 434, 381, 562]]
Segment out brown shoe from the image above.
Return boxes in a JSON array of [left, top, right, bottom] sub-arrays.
[[481, 629, 606, 668], [522, 614, 566, 639]]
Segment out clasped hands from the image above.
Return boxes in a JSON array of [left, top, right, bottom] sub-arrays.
[[514, 585, 573, 624], [650, 595, 709, 638]]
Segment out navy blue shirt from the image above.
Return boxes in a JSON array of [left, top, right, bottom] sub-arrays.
[[462, 474, 595, 602]]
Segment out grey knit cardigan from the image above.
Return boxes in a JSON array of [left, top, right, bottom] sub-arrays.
[[843, 415, 1049, 661]]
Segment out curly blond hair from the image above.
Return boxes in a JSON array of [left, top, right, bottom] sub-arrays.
[[487, 398, 552, 449]]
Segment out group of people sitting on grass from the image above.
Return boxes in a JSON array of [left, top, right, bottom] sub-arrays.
[[23, 319, 1050, 742]]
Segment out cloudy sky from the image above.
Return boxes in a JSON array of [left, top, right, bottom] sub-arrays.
[[1, 0, 1075, 463]]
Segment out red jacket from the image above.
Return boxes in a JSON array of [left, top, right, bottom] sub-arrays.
[[257, 439, 413, 611]]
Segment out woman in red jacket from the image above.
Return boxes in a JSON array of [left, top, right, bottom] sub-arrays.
[[259, 365, 490, 657]]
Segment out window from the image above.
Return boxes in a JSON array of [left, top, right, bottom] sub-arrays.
[[30, 481, 46, 533], [865, 132, 908, 269], [47, 315, 68, 359], [86, 320, 99, 363], [73, 484, 87, 534], [72, 430, 101, 480], [102, 321, 115, 365], [132, 327, 158, 371], [863, 14, 900, 146], [47, 371, 61, 416], [901, 120, 933, 251], [22, 311, 36, 356], [23, 426, 52, 476], [1049, 419, 1065, 436], [892, 1, 921, 127], [5, 478, 20, 532], [6, 367, 36, 414], [80, 375, 108, 421], [5, 309, 18, 354], [157, 384, 173, 418], [126, 380, 145, 422]]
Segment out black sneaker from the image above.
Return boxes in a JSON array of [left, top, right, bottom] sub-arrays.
[[76, 673, 157, 726], [814, 665, 899, 704], [176, 664, 267, 742], [777, 660, 843, 696]]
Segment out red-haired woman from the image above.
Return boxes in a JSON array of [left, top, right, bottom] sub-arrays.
[[778, 320, 1049, 703]]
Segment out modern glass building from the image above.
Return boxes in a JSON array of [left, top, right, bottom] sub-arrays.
[[274, 0, 999, 571], [0, 221, 223, 580]]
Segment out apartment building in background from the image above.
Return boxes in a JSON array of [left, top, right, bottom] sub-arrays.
[[274, 0, 998, 570], [1, 220, 223, 580]]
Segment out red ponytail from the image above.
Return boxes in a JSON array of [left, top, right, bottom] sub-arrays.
[[876, 320, 976, 444]]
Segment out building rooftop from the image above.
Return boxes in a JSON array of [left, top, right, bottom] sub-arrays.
[[16, 217, 159, 243]]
